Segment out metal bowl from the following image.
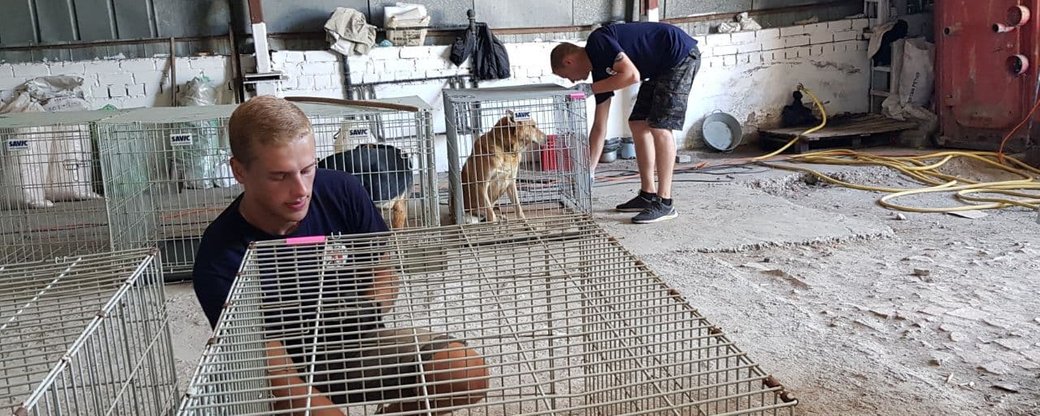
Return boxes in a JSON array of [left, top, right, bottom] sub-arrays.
[[702, 111, 743, 152]]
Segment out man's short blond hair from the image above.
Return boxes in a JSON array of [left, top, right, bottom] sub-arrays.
[[228, 96, 313, 166], [550, 42, 584, 72]]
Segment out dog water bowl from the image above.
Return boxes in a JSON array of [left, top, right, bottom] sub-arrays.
[[619, 137, 636, 159], [702, 111, 743, 152]]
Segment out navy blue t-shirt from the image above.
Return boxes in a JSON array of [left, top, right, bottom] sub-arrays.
[[586, 22, 697, 104], [192, 168, 389, 329]]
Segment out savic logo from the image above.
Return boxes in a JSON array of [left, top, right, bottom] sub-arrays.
[[349, 127, 370, 138], [170, 133, 193, 147], [5, 139, 29, 151], [513, 111, 532, 122]]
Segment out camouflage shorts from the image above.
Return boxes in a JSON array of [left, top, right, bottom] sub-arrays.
[[629, 46, 701, 130]]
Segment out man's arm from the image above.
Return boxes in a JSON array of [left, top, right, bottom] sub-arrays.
[[588, 97, 612, 173], [590, 53, 640, 95], [266, 340, 345, 416], [366, 258, 399, 314]]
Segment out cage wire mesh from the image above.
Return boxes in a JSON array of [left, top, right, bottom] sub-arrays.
[[0, 248, 179, 415], [94, 104, 238, 279], [298, 97, 439, 231], [93, 97, 438, 277], [0, 110, 126, 265], [443, 85, 591, 225], [177, 214, 797, 416]]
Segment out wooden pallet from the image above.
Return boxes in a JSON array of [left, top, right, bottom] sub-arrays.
[[759, 114, 919, 154]]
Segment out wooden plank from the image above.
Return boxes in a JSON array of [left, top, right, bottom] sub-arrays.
[[760, 115, 917, 141], [759, 131, 896, 154]]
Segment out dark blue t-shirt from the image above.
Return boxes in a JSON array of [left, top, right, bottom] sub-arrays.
[[192, 168, 389, 329], [586, 22, 697, 104]]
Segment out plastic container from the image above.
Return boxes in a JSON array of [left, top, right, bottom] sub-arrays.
[[619, 137, 636, 159], [541, 134, 573, 171]]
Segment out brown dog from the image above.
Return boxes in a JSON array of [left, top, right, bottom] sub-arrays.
[[457, 111, 547, 224]]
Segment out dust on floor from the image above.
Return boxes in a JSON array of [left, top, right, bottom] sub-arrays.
[[166, 150, 1040, 415]]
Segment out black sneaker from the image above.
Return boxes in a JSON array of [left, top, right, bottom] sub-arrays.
[[632, 200, 678, 224], [615, 191, 656, 212]]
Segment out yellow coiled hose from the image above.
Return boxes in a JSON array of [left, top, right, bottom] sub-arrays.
[[752, 84, 1040, 213]]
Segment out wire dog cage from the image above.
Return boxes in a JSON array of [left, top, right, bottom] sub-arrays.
[[294, 97, 438, 231], [0, 248, 179, 415], [0, 110, 125, 265], [94, 97, 437, 278], [177, 215, 797, 416], [94, 104, 238, 279], [443, 85, 591, 225]]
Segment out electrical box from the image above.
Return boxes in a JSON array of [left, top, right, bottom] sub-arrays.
[[936, 0, 1040, 151]]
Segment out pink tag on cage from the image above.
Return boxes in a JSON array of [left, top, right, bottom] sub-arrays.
[[569, 92, 586, 100], [285, 236, 326, 245]]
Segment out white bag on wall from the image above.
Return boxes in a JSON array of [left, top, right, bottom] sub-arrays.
[[45, 123, 103, 202], [897, 37, 935, 108], [0, 76, 102, 208], [0, 92, 54, 209], [173, 75, 223, 189]]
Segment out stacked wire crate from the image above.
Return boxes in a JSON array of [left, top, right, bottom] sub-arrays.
[[177, 215, 798, 416], [0, 248, 179, 415], [94, 104, 239, 278], [93, 97, 438, 277], [297, 97, 439, 231], [0, 110, 124, 264], [443, 85, 591, 225]]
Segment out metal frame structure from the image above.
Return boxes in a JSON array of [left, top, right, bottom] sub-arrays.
[[94, 104, 239, 278], [0, 248, 178, 415], [0, 110, 124, 265], [177, 215, 797, 415], [296, 97, 439, 231], [94, 97, 438, 277], [443, 85, 591, 225]]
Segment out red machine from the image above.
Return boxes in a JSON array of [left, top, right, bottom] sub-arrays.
[[936, 0, 1040, 153]]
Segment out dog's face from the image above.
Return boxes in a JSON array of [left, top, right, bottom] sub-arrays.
[[494, 111, 548, 147]]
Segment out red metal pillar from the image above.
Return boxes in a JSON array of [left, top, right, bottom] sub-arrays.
[[247, 0, 263, 24], [936, 0, 1040, 151], [642, 0, 660, 22]]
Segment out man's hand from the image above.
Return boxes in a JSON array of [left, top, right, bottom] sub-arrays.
[[266, 340, 345, 416], [571, 82, 594, 97]]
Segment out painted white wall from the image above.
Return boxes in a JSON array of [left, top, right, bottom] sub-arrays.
[[0, 18, 873, 172]]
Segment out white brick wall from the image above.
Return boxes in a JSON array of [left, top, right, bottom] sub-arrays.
[[0, 55, 232, 109], [0, 16, 871, 160]]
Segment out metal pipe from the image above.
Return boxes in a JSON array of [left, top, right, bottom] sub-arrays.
[[229, 23, 245, 103], [283, 96, 422, 113], [169, 37, 177, 106], [342, 54, 354, 100], [467, 9, 479, 88], [994, 23, 1018, 33], [351, 74, 472, 87]]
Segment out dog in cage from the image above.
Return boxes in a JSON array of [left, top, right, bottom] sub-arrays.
[[457, 110, 548, 224], [318, 143, 414, 229]]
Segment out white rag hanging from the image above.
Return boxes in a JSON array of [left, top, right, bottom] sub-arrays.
[[324, 7, 377, 56]]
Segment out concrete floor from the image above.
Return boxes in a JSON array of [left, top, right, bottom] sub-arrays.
[[166, 148, 1040, 415]]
